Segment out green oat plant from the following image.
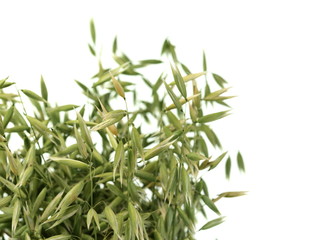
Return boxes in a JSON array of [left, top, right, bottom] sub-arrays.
[[0, 20, 246, 239]]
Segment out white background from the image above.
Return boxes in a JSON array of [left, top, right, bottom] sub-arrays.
[[1, 1, 326, 239]]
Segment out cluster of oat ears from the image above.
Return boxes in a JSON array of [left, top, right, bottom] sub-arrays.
[[0, 20, 245, 239]]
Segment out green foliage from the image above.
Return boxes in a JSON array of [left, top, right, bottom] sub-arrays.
[[0, 21, 245, 239]]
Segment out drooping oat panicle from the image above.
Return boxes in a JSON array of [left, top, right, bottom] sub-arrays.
[[213, 191, 248, 202], [40, 75, 48, 101], [91, 110, 126, 131], [74, 124, 89, 159], [0, 76, 15, 89], [111, 73, 125, 99], [48, 104, 79, 113], [208, 152, 228, 171], [5, 145, 22, 176], [44, 235, 72, 240], [113, 141, 125, 182], [201, 195, 221, 215], [237, 151, 246, 172], [77, 112, 93, 147], [50, 157, 89, 169], [26, 115, 52, 135], [21, 89, 47, 103], [106, 126, 118, 149], [225, 156, 232, 179], [212, 72, 228, 88], [0, 176, 27, 198], [0, 196, 12, 208], [132, 126, 144, 160], [199, 217, 225, 231], [144, 135, 177, 160], [57, 181, 84, 212], [163, 79, 182, 111], [204, 87, 230, 100], [32, 187, 47, 217], [87, 208, 100, 230], [40, 191, 64, 222], [165, 93, 200, 111], [3, 104, 14, 128], [93, 62, 130, 87], [90, 19, 96, 44], [12, 199, 21, 234], [17, 165, 33, 187], [170, 64, 187, 100], [104, 206, 119, 234], [197, 110, 231, 123], [169, 71, 206, 86]]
